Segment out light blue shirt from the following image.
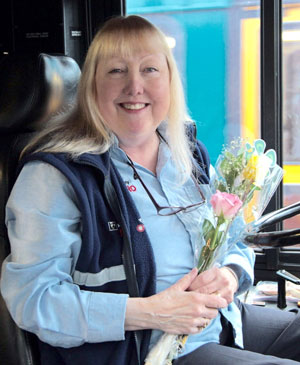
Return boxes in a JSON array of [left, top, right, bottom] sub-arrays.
[[0, 136, 255, 355]]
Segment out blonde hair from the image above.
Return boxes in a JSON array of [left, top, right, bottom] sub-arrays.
[[25, 15, 194, 180]]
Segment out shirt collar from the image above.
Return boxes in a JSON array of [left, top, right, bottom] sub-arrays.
[[109, 121, 171, 166]]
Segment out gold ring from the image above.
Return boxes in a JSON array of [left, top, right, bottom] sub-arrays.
[[198, 322, 208, 331]]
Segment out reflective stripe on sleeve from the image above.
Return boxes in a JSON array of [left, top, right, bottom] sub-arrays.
[[73, 265, 126, 287]]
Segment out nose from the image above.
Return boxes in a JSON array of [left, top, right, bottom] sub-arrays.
[[123, 71, 144, 96]]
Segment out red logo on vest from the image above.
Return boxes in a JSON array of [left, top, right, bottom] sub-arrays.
[[136, 224, 145, 232], [126, 184, 136, 192]]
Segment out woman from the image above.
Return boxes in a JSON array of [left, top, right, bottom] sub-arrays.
[[1, 15, 300, 365]]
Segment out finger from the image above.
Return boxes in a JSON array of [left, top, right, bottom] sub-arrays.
[[198, 317, 210, 328], [199, 266, 219, 282], [201, 307, 219, 319], [189, 267, 219, 292], [190, 318, 211, 334], [202, 271, 237, 298], [220, 267, 239, 292], [171, 268, 198, 292], [202, 294, 228, 312], [198, 269, 234, 295], [194, 285, 220, 295]]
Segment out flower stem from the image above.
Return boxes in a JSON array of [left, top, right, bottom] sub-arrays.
[[197, 219, 222, 272], [210, 220, 221, 250]]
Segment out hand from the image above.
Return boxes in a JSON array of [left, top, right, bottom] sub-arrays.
[[125, 268, 227, 334], [188, 266, 238, 305]]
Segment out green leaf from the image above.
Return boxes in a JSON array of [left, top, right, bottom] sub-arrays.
[[215, 181, 227, 192], [202, 219, 215, 242]]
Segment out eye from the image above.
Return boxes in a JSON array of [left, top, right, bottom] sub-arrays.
[[144, 67, 158, 73], [108, 68, 124, 74]]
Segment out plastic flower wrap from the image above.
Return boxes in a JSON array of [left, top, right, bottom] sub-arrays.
[[214, 138, 283, 224], [144, 139, 284, 365]]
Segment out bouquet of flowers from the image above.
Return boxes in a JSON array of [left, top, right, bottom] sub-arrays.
[[144, 138, 284, 365]]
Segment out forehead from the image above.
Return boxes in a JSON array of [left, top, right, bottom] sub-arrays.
[[97, 30, 168, 62], [99, 52, 168, 67]]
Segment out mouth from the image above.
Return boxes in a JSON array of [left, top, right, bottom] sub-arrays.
[[119, 103, 149, 111]]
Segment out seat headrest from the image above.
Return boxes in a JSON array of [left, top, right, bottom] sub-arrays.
[[0, 53, 81, 133]]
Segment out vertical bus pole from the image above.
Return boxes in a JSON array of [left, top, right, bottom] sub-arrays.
[[260, 0, 283, 271]]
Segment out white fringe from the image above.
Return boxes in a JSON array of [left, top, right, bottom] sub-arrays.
[[144, 333, 177, 365]]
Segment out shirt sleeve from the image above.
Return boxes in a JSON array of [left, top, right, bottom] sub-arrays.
[[0, 161, 128, 348]]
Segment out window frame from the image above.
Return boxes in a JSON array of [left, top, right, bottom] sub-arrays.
[[87, 0, 125, 44], [255, 0, 300, 282]]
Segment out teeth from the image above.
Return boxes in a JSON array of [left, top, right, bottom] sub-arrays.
[[122, 103, 146, 110]]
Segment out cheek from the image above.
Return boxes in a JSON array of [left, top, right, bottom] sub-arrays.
[[155, 81, 170, 112], [97, 82, 114, 103], [96, 74, 122, 100], [96, 84, 119, 117]]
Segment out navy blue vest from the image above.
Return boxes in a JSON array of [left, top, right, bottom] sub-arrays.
[[20, 138, 210, 365]]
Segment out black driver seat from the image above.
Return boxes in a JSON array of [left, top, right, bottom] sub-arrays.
[[0, 52, 81, 365]]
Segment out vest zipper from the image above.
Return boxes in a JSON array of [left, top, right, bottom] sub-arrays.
[[133, 331, 141, 365], [121, 251, 141, 365], [75, 157, 142, 364]]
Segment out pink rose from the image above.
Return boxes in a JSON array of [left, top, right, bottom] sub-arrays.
[[210, 190, 243, 219]]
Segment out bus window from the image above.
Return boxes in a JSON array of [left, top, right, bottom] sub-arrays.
[[282, 1, 300, 230], [126, 1, 261, 163]]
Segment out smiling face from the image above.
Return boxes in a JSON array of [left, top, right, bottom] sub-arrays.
[[95, 45, 170, 149]]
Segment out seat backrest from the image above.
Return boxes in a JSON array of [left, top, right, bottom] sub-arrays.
[[0, 53, 81, 365]]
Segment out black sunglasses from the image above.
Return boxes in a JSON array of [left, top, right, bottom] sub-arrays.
[[126, 155, 206, 216]]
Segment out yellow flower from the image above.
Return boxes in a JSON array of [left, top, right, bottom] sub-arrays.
[[243, 154, 272, 187], [243, 155, 258, 182]]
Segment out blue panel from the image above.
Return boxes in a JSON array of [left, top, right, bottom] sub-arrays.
[[126, 5, 229, 164], [182, 11, 228, 163], [127, 0, 230, 14]]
